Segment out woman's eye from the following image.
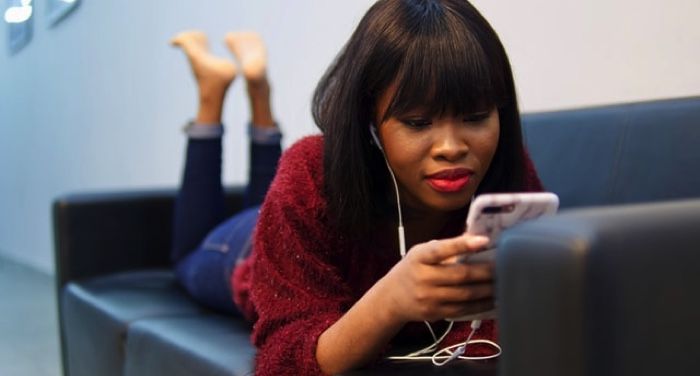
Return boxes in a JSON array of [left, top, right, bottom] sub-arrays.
[[401, 118, 432, 128], [463, 112, 490, 123]]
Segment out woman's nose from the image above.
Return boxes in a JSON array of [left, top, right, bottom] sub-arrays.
[[431, 122, 469, 162]]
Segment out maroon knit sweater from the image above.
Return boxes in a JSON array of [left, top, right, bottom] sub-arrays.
[[232, 135, 543, 375]]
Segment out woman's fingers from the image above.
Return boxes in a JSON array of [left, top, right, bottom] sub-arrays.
[[431, 282, 494, 303], [415, 257, 494, 286], [407, 283, 494, 321], [440, 262, 494, 285], [414, 234, 489, 265], [390, 235, 495, 321], [441, 298, 496, 319]]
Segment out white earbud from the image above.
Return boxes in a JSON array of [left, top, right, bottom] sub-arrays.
[[369, 125, 384, 152]]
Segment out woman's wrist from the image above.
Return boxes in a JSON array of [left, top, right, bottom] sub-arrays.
[[316, 278, 406, 375], [370, 274, 410, 328]]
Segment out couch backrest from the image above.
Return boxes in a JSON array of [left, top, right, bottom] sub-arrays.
[[522, 97, 700, 209], [498, 198, 700, 376]]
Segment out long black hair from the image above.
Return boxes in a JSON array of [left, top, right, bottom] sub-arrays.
[[313, 0, 526, 236]]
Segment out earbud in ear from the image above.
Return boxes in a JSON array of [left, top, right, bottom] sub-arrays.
[[369, 125, 384, 152]]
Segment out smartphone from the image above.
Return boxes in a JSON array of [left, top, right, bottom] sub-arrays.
[[466, 192, 559, 250], [448, 192, 559, 322]]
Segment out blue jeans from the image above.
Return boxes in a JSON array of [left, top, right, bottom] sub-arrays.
[[171, 137, 281, 314]]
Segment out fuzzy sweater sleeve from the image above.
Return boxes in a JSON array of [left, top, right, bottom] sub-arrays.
[[522, 147, 545, 192], [248, 136, 352, 376]]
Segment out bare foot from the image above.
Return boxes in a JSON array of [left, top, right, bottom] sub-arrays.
[[171, 30, 237, 101], [224, 31, 275, 127], [224, 31, 267, 86]]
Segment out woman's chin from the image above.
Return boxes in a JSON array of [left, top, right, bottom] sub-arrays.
[[413, 196, 471, 216]]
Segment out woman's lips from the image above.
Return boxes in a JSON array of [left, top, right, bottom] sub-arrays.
[[426, 169, 473, 193]]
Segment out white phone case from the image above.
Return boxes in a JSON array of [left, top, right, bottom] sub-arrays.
[[448, 192, 559, 322]]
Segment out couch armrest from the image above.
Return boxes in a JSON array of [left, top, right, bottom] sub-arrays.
[[52, 187, 245, 289], [497, 199, 700, 376]]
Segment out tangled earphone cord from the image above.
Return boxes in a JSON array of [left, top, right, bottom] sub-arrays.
[[386, 319, 502, 365]]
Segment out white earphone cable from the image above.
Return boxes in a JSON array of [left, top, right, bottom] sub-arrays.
[[388, 319, 502, 364], [370, 125, 406, 257], [381, 154, 407, 258]]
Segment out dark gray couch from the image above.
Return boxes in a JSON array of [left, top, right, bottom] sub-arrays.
[[53, 96, 700, 376], [500, 97, 700, 376]]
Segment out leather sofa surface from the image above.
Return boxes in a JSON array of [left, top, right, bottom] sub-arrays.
[[125, 315, 254, 376], [497, 199, 700, 376], [522, 96, 700, 208], [61, 271, 205, 376], [55, 96, 700, 376]]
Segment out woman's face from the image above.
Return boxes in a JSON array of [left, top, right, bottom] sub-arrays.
[[374, 86, 500, 215]]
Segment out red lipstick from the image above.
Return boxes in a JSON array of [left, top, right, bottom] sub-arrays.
[[426, 168, 473, 193]]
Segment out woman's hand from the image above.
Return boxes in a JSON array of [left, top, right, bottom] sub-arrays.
[[379, 234, 494, 323], [317, 234, 493, 374]]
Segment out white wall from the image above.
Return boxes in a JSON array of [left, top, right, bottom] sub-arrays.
[[472, 0, 700, 111], [1, 0, 698, 273]]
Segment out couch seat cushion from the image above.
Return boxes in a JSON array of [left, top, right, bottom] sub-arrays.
[[125, 315, 254, 376], [61, 270, 206, 376]]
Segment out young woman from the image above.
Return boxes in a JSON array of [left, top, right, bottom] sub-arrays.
[[171, 1, 542, 375]]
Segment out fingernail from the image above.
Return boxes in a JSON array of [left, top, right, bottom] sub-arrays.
[[468, 235, 489, 246]]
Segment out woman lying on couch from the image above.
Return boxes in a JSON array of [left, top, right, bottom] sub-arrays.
[[170, 1, 543, 375]]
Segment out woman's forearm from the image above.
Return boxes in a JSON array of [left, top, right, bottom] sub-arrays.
[[316, 277, 405, 375]]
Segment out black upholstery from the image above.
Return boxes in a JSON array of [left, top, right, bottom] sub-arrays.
[[522, 106, 628, 208], [54, 189, 245, 376], [497, 199, 700, 376], [53, 97, 700, 376], [612, 99, 700, 203], [53, 188, 245, 290], [522, 97, 700, 208], [61, 271, 204, 376], [124, 315, 255, 376]]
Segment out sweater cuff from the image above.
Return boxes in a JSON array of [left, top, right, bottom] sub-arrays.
[[183, 120, 224, 139]]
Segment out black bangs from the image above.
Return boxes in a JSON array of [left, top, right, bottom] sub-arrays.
[[382, 4, 509, 121]]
